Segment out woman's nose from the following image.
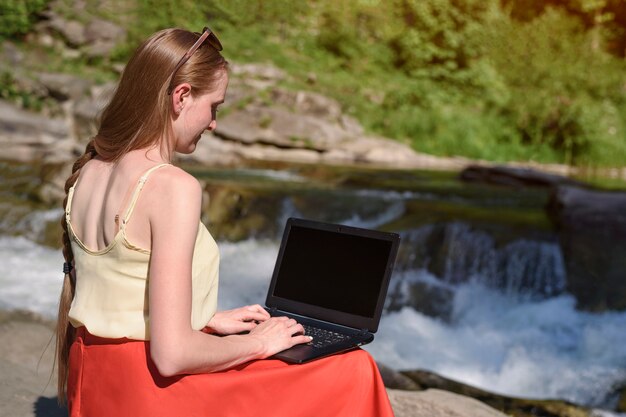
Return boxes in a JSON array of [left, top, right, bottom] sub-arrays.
[[207, 119, 217, 131]]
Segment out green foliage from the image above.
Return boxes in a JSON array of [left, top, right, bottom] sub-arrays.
[[6, 0, 626, 167], [0, 0, 50, 38], [484, 9, 626, 165], [0, 71, 46, 110]]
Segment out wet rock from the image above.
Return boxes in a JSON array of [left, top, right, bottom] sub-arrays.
[[618, 385, 626, 412], [202, 184, 285, 241], [402, 369, 592, 417], [547, 185, 626, 311], [389, 280, 454, 320], [460, 165, 583, 188], [377, 362, 421, 390]]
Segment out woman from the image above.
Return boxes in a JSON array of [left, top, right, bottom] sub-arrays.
[[56, 27, 394, 416]]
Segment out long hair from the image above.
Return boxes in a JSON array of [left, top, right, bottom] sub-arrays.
[[56, 28, 228, 404]]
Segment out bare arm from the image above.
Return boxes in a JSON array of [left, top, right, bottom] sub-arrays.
[[147, 168, 310, 377]]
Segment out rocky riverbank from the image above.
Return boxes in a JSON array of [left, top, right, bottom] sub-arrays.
[[0, 309, 499, 417], [1, 308, 603, 417]]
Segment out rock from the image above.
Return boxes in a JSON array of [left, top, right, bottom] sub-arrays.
[[0, 100, 73, 163], [83, 39, 117, 59], [460, 165, 584, 188], [270, 89, 343, 120], [73, 82, 115, 141], [84, 18, 126, 43], [216, 107, 350, 151], [37, 72, 92, 102], [376, 362, 421, 390], [47, 18, 86, 47], [387, 389, 509, 417], [1, 42, 23, 66], [387, 279, 455, 320], [38, 162, 73, 205], [618, 385, 626, 412], [229, 63, 287, 82], [547, 185, 626, 311], [402, 369, 593, 417]]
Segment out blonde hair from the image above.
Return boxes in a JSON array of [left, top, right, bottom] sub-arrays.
[[56, 28, 228, 404]]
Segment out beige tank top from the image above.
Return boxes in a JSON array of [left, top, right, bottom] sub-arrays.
[[66, 163, 219, 340]]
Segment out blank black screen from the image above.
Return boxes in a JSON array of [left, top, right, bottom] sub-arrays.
[[273, 225, 392, 318]]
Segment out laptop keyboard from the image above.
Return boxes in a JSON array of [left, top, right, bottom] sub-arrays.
[[302, 324, 350, 349]]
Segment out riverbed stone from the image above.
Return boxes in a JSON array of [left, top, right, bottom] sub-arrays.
[[402, 369, 592, 417], [460, 165, 584, 188], [547, 185, 626, 311]]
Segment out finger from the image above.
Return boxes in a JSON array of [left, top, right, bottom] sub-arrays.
[[291, 335, 313, 346], [291, 324, 305, 336], [247, 304, 270, 318], [242, 311, 270, 323]]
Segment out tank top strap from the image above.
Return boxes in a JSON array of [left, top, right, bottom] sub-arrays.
[[65, 185, 76, 226], [121, 163, 171, 228]]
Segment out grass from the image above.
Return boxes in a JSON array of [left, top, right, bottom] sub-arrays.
[[4, 0, 626, 169]]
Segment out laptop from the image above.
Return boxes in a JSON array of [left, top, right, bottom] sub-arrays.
[[265, 217, 400, 363]]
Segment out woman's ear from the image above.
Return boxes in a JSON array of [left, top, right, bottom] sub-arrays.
[[171, 83, 192, 114]]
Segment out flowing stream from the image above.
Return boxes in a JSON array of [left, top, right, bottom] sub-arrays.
[[1, 162, 625, 412]]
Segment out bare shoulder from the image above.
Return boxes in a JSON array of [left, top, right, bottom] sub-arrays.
[[143, 165, 202, 215], [149, 165, 201, 194]]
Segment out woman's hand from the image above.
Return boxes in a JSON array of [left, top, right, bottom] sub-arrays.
[[204, 304, 270, 335], [248, 316, 312, 358]]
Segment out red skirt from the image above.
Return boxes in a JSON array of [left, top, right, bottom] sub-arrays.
[[68, 327, 394, 417]]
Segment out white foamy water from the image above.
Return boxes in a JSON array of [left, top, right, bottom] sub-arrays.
[[0, 235, 63, 316], [1, 233, 625, 409]]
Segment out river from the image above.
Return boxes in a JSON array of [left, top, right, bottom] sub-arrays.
[[1, 161, 625, 413]]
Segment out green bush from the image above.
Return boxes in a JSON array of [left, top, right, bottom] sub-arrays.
[[0, 0, 50, 38], [484, 9, 626, 165]]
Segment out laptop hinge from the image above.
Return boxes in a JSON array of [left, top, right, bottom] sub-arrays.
[[359, 328, 369, 336], [269, 306, 278, 315]]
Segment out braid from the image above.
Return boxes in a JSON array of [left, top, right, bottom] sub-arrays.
[[56, 139, 98, 405]]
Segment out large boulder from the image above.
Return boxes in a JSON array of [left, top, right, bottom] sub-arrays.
[[402, 369, 592, 417], [547, 185, 626, 311], [0, 100, 76, 163]]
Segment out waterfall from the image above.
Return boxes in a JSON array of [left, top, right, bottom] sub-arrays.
[[388, 222, 567, 319]]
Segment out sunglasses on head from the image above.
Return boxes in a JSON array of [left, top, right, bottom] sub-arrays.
[[166, 27, 223, 95]]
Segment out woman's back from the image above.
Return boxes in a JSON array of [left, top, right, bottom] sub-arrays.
[[68, 150, 172, 253]]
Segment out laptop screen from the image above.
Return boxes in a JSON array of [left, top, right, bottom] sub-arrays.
[[268, 220, 398, 328]]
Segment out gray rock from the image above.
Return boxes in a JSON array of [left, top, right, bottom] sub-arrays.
[[0, 100, 72, 163], [271, 89, 343, 120], [1, 42, 23, 66], [84, 18, 126, 43], [48, 18, 86, 46], [215, 107, 351, 151], [377, 362, 421, 390], [387, 389, 509, 417], [229, 63, 287, 81], [547, 185, 626, 311], [37, 72, 91, 102], [83, 39, 117, 59]]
